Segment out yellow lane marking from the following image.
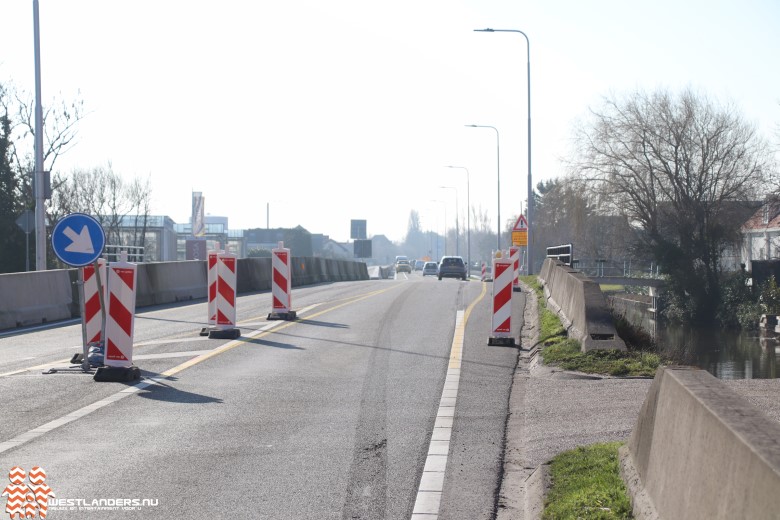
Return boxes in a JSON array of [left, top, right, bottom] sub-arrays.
[[160, 285, 402, 378]]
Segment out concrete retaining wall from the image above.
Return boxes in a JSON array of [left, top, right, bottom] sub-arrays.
[[620, 366, 780, 519], [0, 270, 75, 330], [0, 257, 368, 331], [538, 258, 626, 351]]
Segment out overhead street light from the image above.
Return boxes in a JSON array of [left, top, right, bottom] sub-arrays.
[[439, 185, 459, 256], [474, 27, 534, 273], [430, 199, 446, 258], [465, 124, 501, 251], [445, 166, 470, 271]]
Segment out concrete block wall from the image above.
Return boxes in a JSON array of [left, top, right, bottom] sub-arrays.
[[0, 270, 74, 330], [538, 258, 626, 351], [0, 257, 368, 331], [621, 366, 780, 519]]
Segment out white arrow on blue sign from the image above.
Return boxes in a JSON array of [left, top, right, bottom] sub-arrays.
[[51, 213, 106, 267]]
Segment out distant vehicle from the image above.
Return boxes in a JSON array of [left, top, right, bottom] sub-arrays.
[[395, 259, 412, 274], [438, 256, 467, 281], [395, 255, 408, 263], [414, 260, 424, 271], [422, 262, 438, 276]]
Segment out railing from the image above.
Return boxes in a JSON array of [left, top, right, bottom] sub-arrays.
[[104, 245, 145, 263]]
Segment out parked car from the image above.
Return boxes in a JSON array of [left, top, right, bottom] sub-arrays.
[[395, 259, 412, 274], [438, 256, 467, 281], [422, 261, 438, 276]]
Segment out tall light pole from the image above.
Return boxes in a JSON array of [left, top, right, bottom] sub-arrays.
[[33, 0, 46, 270], [446, 166, 470, 271], [466, 124, 501, 251], [439, 185, 459, 256], [430, 199, 446, 257], [474, 27, 533, 273]]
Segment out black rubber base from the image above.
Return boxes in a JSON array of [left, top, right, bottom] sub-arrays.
[[94, 365, 141, 382], [512, 286, 522, 292], [199, 327, 210, 336], [70, 353, 84, 364], [267, 311, 297, 321], [208, 328, 241, 339], [488, 337, 516, 347]]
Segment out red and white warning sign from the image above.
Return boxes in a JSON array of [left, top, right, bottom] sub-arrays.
[[82, 258, 106, 345], [104, 259, 137, 368], [268, 241, 296, 320], [489, 250, 515, 346], [272, 242, 292, 313], [207, 250, 224, 327], [512, 214, 528, 247], [215, 252, 237, 329]]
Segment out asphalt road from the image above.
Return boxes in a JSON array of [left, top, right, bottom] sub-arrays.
[[0, 272, 525, 519]]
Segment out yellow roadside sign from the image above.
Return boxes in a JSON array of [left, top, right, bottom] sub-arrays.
[[512, 230, 527, 246]]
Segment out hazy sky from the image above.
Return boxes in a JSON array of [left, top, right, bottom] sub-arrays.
[[3, 0, 779, 243]]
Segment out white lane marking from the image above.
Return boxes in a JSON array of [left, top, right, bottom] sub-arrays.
[[411, 310, 464, 520], [0, 305, 323, 454]]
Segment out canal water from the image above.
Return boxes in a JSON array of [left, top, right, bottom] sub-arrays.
[[612, 297, 780, 379]]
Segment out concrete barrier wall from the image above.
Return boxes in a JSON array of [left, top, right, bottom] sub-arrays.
[[620, 366, 780, 519], [538, 258, 626, 351], [0, 269, 75, 329], [0, 257, 368, 331]]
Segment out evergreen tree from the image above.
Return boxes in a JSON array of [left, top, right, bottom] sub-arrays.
[[0, 112, 26, 273]]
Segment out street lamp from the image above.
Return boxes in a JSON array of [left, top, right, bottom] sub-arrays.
[[446, 166, 470, 273], [439, 185, 459, 256], [33, 0, 46, 270], [430, 199, 446, 257], [474, 27, 533, 273], [466, 124, 501, 251]]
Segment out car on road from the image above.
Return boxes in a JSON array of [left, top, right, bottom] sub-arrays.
[[395, 259, 412, 274], [438, 256, 467, 281], [422, 261, 438, 276], [414, 260, 425, 271]]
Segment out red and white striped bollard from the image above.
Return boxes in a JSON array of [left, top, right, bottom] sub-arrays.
[[268, 241, 296, 320], [488, 250, 515, 346]]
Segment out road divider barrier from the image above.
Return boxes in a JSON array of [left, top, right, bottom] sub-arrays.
[[481, 262, 486, 281], [488, 251, 515, 347], [538, 258, 626, 351], [95, 254, 141, 382], [1, 257, 368, 332], [208, 252, 240, 339], [268, 242, 296, 320]]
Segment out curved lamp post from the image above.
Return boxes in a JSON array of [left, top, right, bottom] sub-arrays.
[[446, 166, 470, 270], [439, 185, 459, 256], [465, 124, 501, 251], [474, 27, 533, 273]]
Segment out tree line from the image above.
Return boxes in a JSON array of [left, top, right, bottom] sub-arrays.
[[0, 80, 152, 273]]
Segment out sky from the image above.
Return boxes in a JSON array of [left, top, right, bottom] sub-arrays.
[[2, 0, 779, 244]]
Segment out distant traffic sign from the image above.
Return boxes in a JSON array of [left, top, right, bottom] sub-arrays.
[[513, 214, 528, 231], [51, 213, 106, 267]]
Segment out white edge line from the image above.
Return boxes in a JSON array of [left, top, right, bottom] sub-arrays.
[[412, 310, 464, 520]]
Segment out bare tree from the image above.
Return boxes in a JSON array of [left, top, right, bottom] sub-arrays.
[[571, 88, 777, 322], [51, 164, 152, 255]]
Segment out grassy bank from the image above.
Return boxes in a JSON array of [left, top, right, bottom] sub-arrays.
[[543, 442, 632, 519], [522, 275, 638, 518], [521, 276, 662, 377]]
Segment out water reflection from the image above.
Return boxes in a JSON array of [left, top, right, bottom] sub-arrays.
[[617, 303, 780, 379]]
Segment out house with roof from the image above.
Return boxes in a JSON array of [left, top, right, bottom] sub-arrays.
[[742, 200, 780, 271]]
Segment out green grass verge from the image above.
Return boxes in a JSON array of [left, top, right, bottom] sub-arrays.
[[543, 442, 633, 519], [519, 275, 660, 377]]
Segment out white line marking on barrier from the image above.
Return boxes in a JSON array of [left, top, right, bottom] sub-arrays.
[[411, 310, 464, 520]]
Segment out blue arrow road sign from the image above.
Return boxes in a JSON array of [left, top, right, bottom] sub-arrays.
[[51, 213, 106, 267]]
